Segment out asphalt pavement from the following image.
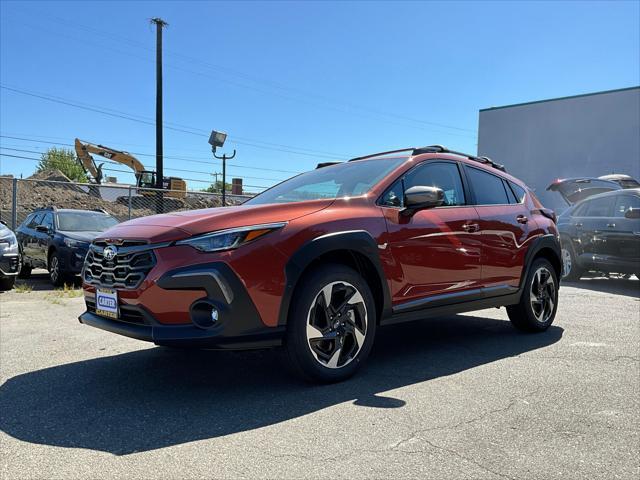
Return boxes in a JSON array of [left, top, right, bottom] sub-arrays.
[[0, 273, 638, 479]]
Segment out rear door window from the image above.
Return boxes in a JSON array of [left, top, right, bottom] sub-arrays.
[[584, 196, 615, 217], [502, 180, 518, 204], [466, 167, 510, 205]]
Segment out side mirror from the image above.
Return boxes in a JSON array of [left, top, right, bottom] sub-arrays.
[[0, 220, 7, 226], [35, 225, 51, 234], [624, 207, 640, 219], [402, 186, 445, 216]]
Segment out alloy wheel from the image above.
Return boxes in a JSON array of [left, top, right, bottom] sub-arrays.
[[561, 247, 572, 278], [530, 267, 556, 323], [50, 256, 59, 283], [305, 281, 368, 369]]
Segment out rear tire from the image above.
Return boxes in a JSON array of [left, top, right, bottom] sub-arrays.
[[507, 258, 559, 332], [285, 264, 376, 383], [560, 238, 583, 282]]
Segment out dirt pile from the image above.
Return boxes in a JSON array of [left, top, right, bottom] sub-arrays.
[[0, 170, 240, 225]]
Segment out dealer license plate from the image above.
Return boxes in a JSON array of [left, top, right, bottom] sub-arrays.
[[95, 288, 119, 319]]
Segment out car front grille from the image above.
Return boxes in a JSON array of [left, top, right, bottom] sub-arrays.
[[83, 241, 156, 290]]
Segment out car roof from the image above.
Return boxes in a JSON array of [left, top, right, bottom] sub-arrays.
[[574, 187, 640, 202], [34, 208, 111, 215], [598, 174, 636, 181]]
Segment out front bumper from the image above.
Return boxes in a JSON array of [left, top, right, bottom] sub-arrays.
[[79, 262, 285, 349], [60, 246, 89, 275], [0, 252, 20, 277], [78, 310, 284, 349]]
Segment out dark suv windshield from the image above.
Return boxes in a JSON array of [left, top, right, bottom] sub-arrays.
[[57, 212, 119, 232], [246, 157, 406, 205]]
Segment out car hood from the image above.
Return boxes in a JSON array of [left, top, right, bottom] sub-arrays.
[[59, 231, 103, 243], [95, 199, 333, 243], [546, 178, 621, 205]]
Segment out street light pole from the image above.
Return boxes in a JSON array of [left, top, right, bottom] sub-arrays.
[[214, 149, 236, 206], [208, 130, 235, 206]]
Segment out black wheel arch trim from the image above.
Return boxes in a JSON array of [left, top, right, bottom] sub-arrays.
[[520, 234, 562, 290], [278, 230, 392, 326]]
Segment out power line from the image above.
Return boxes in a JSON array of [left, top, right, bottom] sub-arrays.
[[12, 10, 477, 136], [0, 152, 269, 190], [0, 84, 349, 161], [0, 134, 302, 175], [0, 146, 284, 182]]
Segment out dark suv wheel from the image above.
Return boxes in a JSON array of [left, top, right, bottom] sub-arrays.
[[560, 237, 583, 281], [48, 251, 68, 287], [285, 264, 376, 383], [507, 258, 559, 332]]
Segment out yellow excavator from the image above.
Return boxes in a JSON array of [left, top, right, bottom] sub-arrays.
[[74, 138, 187, 198]]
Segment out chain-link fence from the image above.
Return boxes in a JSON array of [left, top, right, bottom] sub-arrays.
[[0, 176, 254, 229]]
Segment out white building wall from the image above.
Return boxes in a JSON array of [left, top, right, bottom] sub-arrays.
[[477, 87, 640, 210]]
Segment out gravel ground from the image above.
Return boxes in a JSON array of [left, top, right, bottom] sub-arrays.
[[0, 273, 638, 479]]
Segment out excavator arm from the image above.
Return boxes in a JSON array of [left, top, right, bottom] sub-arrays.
[[74, 138, 186, 198], [75, 138, 147, 184]]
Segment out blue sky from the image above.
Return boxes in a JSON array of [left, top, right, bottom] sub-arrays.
[[1, 0, 638, 192]]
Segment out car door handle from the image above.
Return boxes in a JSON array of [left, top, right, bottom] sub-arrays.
[[574, 222, 583, 228], [516, 215, 528, 224], [462, 223, 480, 233], [607, 223, 616, 228]]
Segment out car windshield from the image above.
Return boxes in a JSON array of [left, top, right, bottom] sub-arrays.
[[246, 157, 406, 205], [57, 212, 119, 232]]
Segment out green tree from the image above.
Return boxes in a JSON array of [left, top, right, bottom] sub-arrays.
[[37, 147, 88, 182], [203, 180, 232, 193]]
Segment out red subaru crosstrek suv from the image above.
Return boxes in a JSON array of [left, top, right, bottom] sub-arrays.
[[80, 145, 561, 382]]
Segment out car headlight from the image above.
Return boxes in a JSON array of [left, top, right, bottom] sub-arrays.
[[64, 238, 89, 248], [176, 222, 286, 253], [0, 235, 18, 252]]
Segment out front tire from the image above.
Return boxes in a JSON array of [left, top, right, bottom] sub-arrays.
[[560, 238, 583, 282], [285, 264, 376, 383], [48, 251, 67, 287], [507, 258, 559, 332], [0, 276, 15, 291], [18, 263, 32, 279]]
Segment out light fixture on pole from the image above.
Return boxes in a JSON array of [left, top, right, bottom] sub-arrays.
[[208, 130, 235, 206]]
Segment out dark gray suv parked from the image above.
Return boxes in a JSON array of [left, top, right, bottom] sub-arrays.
[[16, 208, 119, 286], [558, 188, 640, 280]]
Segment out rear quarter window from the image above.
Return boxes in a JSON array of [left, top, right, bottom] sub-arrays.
[[508, 181, 527, 203]]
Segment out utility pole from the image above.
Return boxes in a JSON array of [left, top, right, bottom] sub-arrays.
[[212, 171, 222, 192], [151, 17, 168, 213]]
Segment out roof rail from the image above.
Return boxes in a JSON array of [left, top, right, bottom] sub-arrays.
[[316, 161, 343, 169], [349, 145, 506, 171], [348, 148, 415, 162], [412, 145, 506, 172]]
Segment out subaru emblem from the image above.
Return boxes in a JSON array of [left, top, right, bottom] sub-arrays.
[[103, 245, 118, 261]]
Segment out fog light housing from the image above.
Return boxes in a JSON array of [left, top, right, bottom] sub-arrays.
[[190, 300, 221, 329]]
